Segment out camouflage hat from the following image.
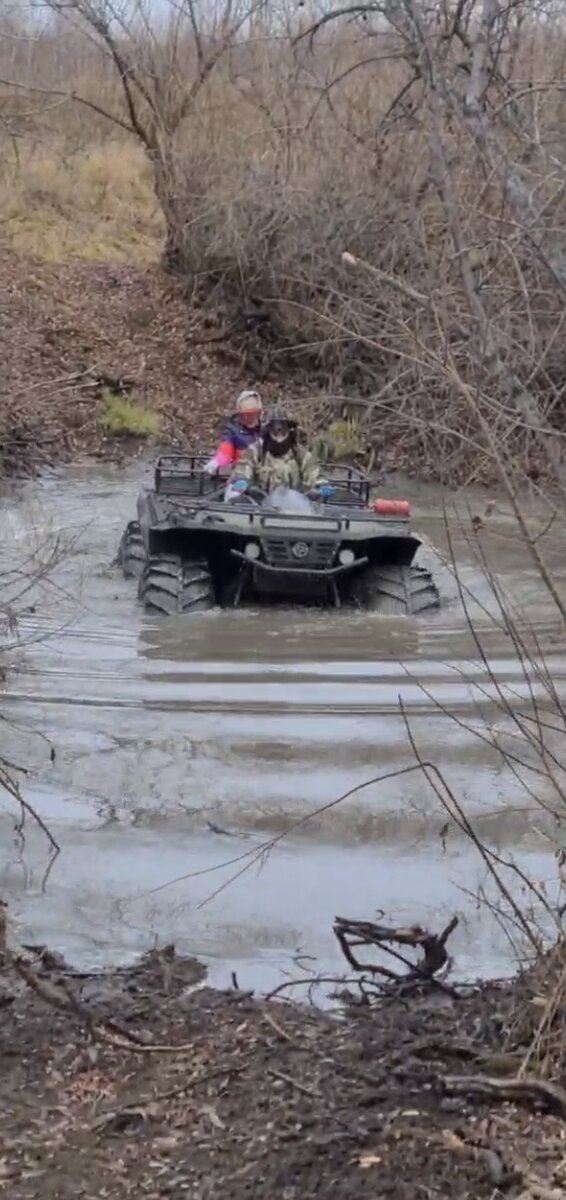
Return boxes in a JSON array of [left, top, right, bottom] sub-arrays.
[[263, 405, 296, 429]]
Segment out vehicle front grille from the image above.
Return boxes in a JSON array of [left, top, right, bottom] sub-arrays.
[[262, 538, 336, 569]]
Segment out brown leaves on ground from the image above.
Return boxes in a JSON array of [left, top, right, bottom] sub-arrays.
[[0, 249, 295, 473], [2, 948, 566, 1200]]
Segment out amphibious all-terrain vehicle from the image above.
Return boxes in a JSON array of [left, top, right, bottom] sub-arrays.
[[117, 453, 440, 616]]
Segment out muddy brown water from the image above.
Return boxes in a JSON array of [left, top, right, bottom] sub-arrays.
[[1, 460, 565, 995]]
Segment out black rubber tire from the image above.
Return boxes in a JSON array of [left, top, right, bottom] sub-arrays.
[[350, 563, 440, 616], [138, 555, 214, 615], [116, 520, 146, 579]]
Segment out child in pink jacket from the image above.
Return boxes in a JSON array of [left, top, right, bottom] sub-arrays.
[[205, 390, 263, 473]]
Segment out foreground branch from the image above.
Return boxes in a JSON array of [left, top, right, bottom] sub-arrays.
[[442, 1072, 566, 1118], [334, 914, 459, 984]]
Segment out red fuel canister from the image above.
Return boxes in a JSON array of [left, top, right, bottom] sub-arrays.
[[372, 498, 411, 516]]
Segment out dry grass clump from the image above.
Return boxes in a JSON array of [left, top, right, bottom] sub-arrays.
[[0, 139, 162, 262], [100, 391, 162, 437], [495, 940, 566, 1080]]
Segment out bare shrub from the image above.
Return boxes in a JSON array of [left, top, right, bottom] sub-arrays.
[[2, 1, 566, 479], [0, 510, 73, 860], [390, 486, 566, 1074]]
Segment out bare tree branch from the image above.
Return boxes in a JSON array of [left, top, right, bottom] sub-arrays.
[[0, 74, 138, 134]]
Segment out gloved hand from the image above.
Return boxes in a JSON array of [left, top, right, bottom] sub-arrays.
[[231, 478, 248, 492], [319, 483, 335, 501], [204, 458, 219, 475]]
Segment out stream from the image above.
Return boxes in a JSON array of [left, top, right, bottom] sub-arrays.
[[1, 458, 565, 994]]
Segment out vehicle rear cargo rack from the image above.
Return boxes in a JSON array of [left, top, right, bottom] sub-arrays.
[[323, 463, 371, 505], [154, 453, 229, 496], [154, 453, 371, 503]]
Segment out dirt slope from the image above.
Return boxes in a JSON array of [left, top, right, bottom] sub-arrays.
[[0, 250, 293, 473]]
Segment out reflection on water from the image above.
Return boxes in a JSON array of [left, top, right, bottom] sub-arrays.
[[1, 460, 565, 991]]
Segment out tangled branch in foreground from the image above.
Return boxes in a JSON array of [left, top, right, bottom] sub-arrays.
[[334, 914, 459, 987]]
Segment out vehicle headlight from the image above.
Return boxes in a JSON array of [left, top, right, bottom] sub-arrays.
[[244, 541, 260, 560], [339, 548, 355, 566]]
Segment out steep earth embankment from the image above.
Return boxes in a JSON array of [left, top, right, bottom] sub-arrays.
[[0, 249, 297, 473]]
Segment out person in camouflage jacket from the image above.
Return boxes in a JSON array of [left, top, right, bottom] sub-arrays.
[[229, 407, 334, 498]]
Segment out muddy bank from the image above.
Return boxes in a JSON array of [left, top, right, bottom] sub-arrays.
[[0, 249, 318, 477], [2, 942, 566, 1199], [0, 248, 500, 483]]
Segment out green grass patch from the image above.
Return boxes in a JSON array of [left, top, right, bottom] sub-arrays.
[[312, 418, 365, 463], [101, 391, 162, 438]]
